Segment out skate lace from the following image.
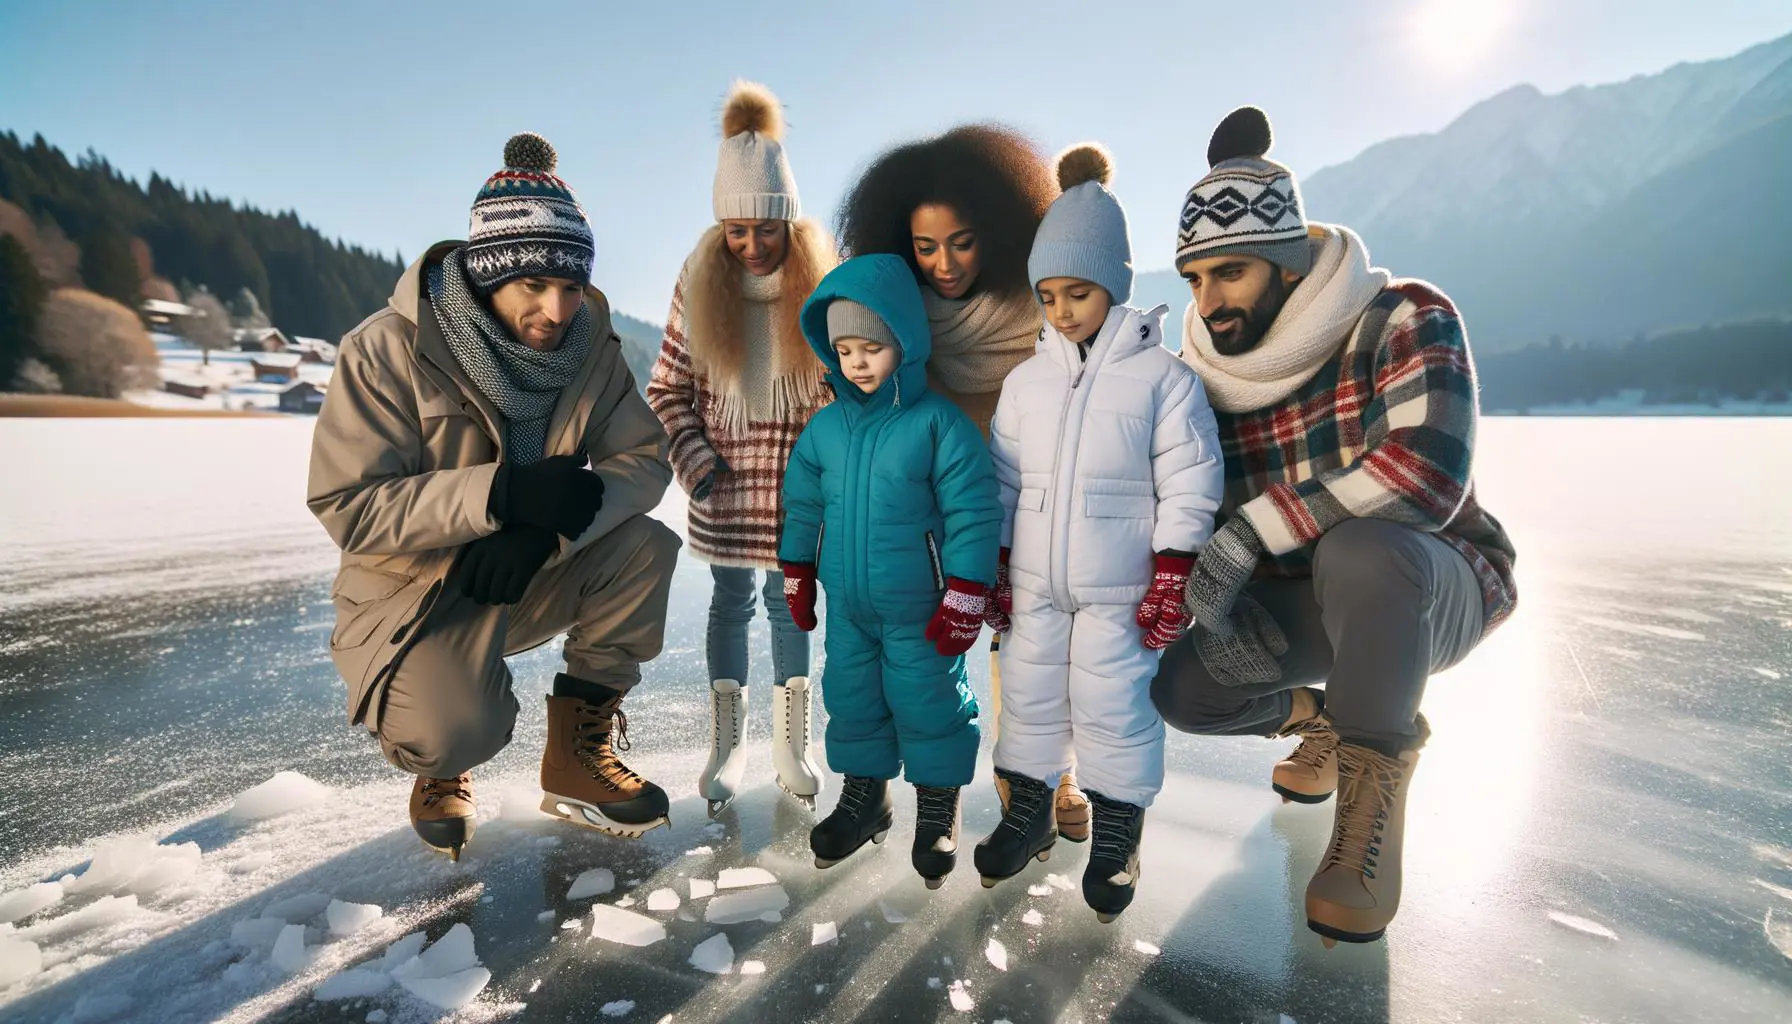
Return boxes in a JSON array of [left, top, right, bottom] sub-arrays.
[[997, 774, 1049, 838], [1321, 745, 1403, 878], [421, 773, 472, 807], [1285, 720, 1338, 770], [1089, 794, 1140, 867], [575, 704, 643, 792], [915, 786, 957, 836], [836, 775, 876, 817], [718, 688, 742, 744]]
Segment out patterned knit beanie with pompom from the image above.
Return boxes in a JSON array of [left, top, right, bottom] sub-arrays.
[[465, 132, 596, 292]]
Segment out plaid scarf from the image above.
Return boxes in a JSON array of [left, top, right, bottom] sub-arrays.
[[427, 247, 591, 464]]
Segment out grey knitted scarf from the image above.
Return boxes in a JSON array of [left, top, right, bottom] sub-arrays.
[[427, 247, 591, 464]]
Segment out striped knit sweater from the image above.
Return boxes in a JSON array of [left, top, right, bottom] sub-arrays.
[[647, 265, 830, 569], [1203, 279, 1517, 635]]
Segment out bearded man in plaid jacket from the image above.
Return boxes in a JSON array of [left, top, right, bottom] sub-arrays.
[[1153, 107, 1517, 949]]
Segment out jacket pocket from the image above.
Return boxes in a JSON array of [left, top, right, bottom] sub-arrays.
[[329, 566, 412, 650], [1083, 478, 1156, 520], [924, 531, 945, 590], [1017, 488, 1046, 512]]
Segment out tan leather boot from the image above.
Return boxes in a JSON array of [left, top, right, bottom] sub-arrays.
[[1273, 687, 1338, 804], [410, 774, 475, 861], [1305, 741, 1420, 946], [539, 693, 670, 839], [1054, 771, 1091, 844]]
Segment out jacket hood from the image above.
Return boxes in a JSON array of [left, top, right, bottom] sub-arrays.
[[1038, 302, 1170, 371], [799, 254, 931, 404]]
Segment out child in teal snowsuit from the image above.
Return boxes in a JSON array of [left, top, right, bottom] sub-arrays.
[[778, 253, 1001, 888]]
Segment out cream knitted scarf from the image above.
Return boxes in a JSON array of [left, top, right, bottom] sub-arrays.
[[922, 286, 1041, 397], [1179, 224, 1390, 414]]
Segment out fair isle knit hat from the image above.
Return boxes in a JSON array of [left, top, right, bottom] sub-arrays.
[[465, 132, 595, 292], [826, 299, 899, 350], [1174, 107, 1313, 276], [713, 81, 801, 222], [1028, 143, 1133, 304]]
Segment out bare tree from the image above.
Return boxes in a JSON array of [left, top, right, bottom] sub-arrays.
[[183, 287, 234, 365], [10, 357, 62, 394], [231, 286, 271, 329], [34, 288, 159, 399]]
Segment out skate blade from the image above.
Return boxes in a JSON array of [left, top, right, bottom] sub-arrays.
[[775, 779, 820, 812], [1095, 911, 1119, 924], [540, 795, 669, 840], [923, 876, 945, 890], [814, 828, 890, 870], [421, 839, 466, 862], [707, 798, 732, 819], [871, 828, 888, 845]]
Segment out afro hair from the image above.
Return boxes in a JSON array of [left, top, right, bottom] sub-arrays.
[[835, 123, 1057, 301]]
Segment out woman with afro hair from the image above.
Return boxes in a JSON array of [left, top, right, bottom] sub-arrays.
[[834, 123, 1092, 843]]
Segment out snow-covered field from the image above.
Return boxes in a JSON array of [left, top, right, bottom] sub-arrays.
[[0, 417, 1789, 1023]]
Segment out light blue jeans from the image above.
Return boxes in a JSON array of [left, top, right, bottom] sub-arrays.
[[707, 565, 811, 686]]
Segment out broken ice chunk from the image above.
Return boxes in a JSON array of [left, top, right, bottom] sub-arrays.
[[1547, 911, 1618, 941], [716, 866, 777, 890], [271, 924, 311, 973], [0, 934, 43, 987], [567, 868, 617, 900], [589, 904, 668, 947], [686, 845, 714, 856], [390, 923, 479, 980], [1045, 873, 1073, 891], [948, 980, 973, 1011], [879, 901, 907, 924], [689, 932, 734, 974], [68, 838, 201, 897], [1026, 883, 1052, 897], [314, 968, 392, 1001], [704, 885, 791, 924], [757, 911, 781, 923], [230, 771, 329, 821], [537, 910, 557, 922], [740, 960, 766, 975], [264, 892, 333, 923], [401, 968, 493, 1010], [647, 888, 681, 912], [0, 881, 64, 925], [615, 895, 637, 908], [1132, 939, 1161, 956], [230, 917, 289, 949], [985, 938, 1007, 971], [601, 999, 636, 1017], [811, 921, 838, 945], [1022, 909, 1044, 927], [379, 932, 427, 971], [689, 878, 716, 899], [325, 899, 383, 936]]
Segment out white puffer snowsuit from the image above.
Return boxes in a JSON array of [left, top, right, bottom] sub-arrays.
[[988, 303, 1224, 807]]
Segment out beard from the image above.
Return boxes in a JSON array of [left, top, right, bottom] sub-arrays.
[[1204, 271, 1294, 356]]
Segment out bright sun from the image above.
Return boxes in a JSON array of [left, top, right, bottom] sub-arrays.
[[1410, 0, 1513, 68]]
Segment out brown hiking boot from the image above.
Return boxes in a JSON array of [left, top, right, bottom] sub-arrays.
[[1305, 740, 1421, 947], [410, 773, 475, 861], [1273, 687, 1338, 804], [1054, 771, 1091, 844], [540, 693, 670, 839]]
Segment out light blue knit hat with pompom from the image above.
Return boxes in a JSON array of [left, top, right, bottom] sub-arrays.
[[1027, 143, 1133, 305]]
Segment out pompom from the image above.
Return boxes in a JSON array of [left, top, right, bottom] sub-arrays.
[[503, 132, 557, 173], [1206, 106, 1273, 167], [721, 80, 785, 141], [1055, 143, 1113, 190]]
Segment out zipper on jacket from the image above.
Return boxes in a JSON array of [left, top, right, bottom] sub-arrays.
[[924, 531, 945, 591], [815, 522, 825, 573]]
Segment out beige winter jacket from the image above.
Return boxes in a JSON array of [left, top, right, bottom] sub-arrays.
[[307, 241, 673, 729]]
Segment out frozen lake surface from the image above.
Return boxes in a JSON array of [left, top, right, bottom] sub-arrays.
[[0, 417, 1788, 1023]]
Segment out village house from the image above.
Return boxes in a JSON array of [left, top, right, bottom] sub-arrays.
[[161, 378, 211, 400], [250, 353, 304, 384], [234, 327, 293, 353], [139, 298, 197, 334], [278, 380, 327, 414]]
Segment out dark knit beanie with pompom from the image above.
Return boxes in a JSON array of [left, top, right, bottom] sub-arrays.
[[1173, 107, 1312, 276], [464, 132, 595, 292]]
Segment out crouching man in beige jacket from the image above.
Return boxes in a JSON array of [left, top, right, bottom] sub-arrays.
[[307, 133, 680, 860]]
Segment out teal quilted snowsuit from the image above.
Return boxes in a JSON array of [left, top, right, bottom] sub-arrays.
[[778, 254, 1002, 787]]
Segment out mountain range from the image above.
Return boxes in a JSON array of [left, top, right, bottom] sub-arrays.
[[1138, 31, 1792, 354]]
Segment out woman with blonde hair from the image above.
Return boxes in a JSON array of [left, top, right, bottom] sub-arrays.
[[648, 81, 836, 818]]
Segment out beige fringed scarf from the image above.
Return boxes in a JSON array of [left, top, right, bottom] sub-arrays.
[[681, 218, 834, 432], [922, 286, 1041, 434]]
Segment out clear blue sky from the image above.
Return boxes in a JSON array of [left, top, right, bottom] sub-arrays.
[[3, 0, 1789, 322]]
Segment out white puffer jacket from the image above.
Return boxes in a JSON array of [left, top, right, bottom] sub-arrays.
[[989, 304, 1224, 609]]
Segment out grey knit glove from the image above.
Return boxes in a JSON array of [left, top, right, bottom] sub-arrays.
[[1195, 593, 1289, 687], [1185, 517, 1265, 634]]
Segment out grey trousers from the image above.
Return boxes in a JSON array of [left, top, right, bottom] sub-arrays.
[[1150, 518, 1485, 750], [375, 514, 681, 778]]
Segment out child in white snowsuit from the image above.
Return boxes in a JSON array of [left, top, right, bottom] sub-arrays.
[[976, 145, 1224, 921]]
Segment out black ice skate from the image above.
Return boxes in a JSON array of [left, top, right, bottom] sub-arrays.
[[810, 775, 892, 868], [973, 768, 1056, 887], [1083, 789, 1145, 923], [911, 785, 961, 889]]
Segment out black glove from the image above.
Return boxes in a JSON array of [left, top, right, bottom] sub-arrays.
[[452, 525, 560, 606], [490, 454, 604, 540]]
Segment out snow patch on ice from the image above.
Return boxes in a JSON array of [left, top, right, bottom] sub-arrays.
[[985, 937, 1008, 971], [647, 888, 681, 912], [568, 867, 617, 900], [326, 899, 383, 936], [1045, 873, 1074, 891], [705, 885, 790, 924], [20, 894, 139, 943], [1026, 883, 1052, 897], [1022, 909, 1044, 926], [948, 980, 974, 1011], [716, 866, 778, 890], [229, 770, 330, 821], [589, 904, 667, 947], [225, 851, 275, 875], [67, 837, 201, 898], [811, 921, 837, 945], [0, 933, 43, 986], [689, 931, 734, 974], [685, 845, 714, 856], [601, 999, 637, 1016], [0, 881, 64, 924], [1548, 911, 1619, 940], [740, 959, 766, 975]]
